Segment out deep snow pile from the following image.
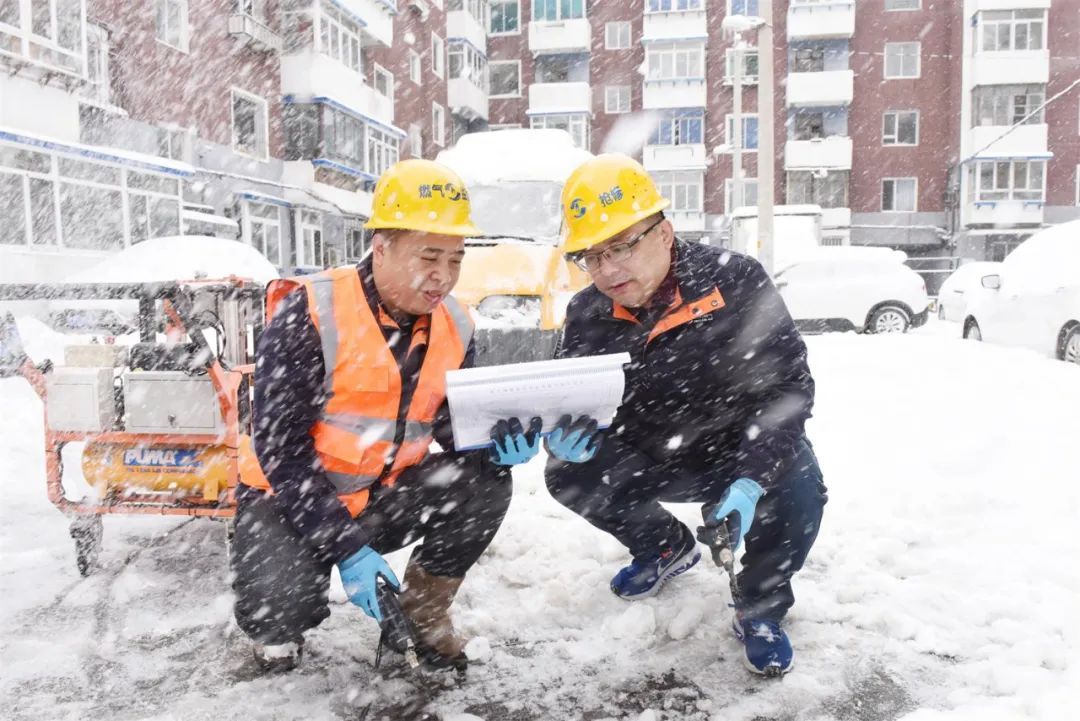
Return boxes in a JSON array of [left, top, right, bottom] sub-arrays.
[[1, 321, 1077, 721]]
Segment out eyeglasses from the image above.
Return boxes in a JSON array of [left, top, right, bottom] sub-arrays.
[[570, 218, 664, 273]]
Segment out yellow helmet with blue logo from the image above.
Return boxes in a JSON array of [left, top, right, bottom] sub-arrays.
[[365, 159, 482, 237], [560, 154, 671, 254]]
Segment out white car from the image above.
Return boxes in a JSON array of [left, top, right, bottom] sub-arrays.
[[937, 261, 1001, 323], [963, 220, 1080, 365], [775, 247, 930, 334]]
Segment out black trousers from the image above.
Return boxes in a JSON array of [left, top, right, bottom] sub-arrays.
[[232, 452, 512, 645], [545, 437, 827, 622]]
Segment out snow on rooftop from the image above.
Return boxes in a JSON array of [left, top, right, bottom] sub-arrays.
[[62, 236, 279, 285]]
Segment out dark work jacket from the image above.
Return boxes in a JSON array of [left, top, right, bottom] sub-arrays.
[[246, 256, 479, 564], [555, 240, 815, 491]]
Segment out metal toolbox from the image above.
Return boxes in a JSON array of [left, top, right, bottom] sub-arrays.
[[45, 368, 116, 432], [122, 371, 225, 434]]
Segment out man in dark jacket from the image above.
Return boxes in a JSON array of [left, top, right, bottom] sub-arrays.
[[543, 154, 827, 676]]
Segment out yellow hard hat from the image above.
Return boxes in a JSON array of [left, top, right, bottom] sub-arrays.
[[365, 159, 482, 237], [560, 154, 671, 254]]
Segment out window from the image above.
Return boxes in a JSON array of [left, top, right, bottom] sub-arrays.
[[792, 45, 825, 73], [646, 42, 704, 81], [325, 109, 365, 167], [974, 160, 1045, 203], [882, 178, 917, 212], [490, 0, 519, 34], [449, 0, 487, 21], [408, 51, 421, 84], [728, 0, 758, 14], [367, 126, 399, 177], [489, 60, 521, 97], [649, 109, 703, 146], [373, 64, 394, 100], [245, 202, 282, 265], [409, 124, 422, 158], [884, 42, 919, 78], [726, 114, 759, 151], [605, 86, 630, 114], [883, 111, 918, 145], [647, 0, 703, 10], [787, 170, 849, 208], [793, 110, 825, 140], [431, 33, 444, 78], [432, 103, 446, 147], [605, 22, 631, 49], [319, 2, 362, 72], [298, 210, 324, 268], [885, 0, 919, 10], [534, 53, 589, 83], [155, 0, 188, 51], [85, 24, 111, 105], [972, 85, 1045, 127], [654, 171, 702, 213], [725, 47, 759, 82], [449, 41, 488, 90], [238, 0, 270, 21], [533, 0, 584, 21], [231, 90, 268, 160], [530, 114, 589, 150], [158, 126, 191, 162], [725, 177, 759, 213], [979, 10, 1045, 52], [284, 103, 320, 160]]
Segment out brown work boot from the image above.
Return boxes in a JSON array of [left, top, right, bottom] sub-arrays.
[[398, 560, 468, 671]]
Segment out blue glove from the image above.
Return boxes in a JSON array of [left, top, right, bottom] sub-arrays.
[[705, 478, 765, 553], [338, 546, 399, 623], [489, 416, 543, 465], [544, 414, 602, 464]]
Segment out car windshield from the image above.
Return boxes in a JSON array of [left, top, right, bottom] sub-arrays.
[[467, 181, 563, 244]]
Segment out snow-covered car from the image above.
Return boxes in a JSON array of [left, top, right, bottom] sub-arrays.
[[937, 261, 1001, 322], [962, 220, 1080, 365], [774, 247, 929, 334]]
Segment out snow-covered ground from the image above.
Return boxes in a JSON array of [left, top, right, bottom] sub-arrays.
[[2, 320, 1078, 721]]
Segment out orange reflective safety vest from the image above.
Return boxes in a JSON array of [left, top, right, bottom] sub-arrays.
[[238, 265, 474, 517]]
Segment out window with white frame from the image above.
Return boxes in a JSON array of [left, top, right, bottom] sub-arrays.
[[449, 0, 487, 22], [728, 0, 758, 14], [979, 10, 1045, 52], [373, 64, 394, 100], [724, 177, 759, 213], [787, 170, 849, 208], [432, 103, 446, 146], [489, 60, 520, 97], [793, 110, 825, 140], [974, 160, 1045, 203], [246, 201, 282, 265], [448, 41, 488, 90], [238, 0, 270, 22], [345, 219, 367, 261], [725, 47, 759, 82], [231, 90, 268, 160], [409, 124, 422, 158], [882, 178, 917, 212], [530, 114, 589, 151], [155, 0, 188, 51], [885, 0, 919, 10], [490, 0, 519, 34], [972, 85, 1045, 127], [322, 106, 366, 168], [726, 114, 759, 150], [882, 111, 918, 145], [409, 50, 421, 84], [533, 0, 584, 21], [605, 86, 630, 114], [605, 22, 631, 49], [319, 1, 362, 72], [654, 171, 703, 213], [650, 109, 704, 145], [647, 0, 703, 10], [85, 24, 111, 105], [1, 0, 85, 74], [157, 126, 191, 162], [367, 126, 399, 177], [792, 44, 825, 72], [298, 210, 324, 268], [646, 42, 704, 81], [431, 33, 445, 78], [884, 42, 919, 78]]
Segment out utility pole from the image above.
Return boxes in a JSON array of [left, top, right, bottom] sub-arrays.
[[757, 0, 775, 274]]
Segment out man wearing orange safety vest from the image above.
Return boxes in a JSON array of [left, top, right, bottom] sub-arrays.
[[233, 160, 540, 673]]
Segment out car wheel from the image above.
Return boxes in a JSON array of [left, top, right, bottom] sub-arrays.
[[1062, 325, 1080, 365], [964, 319, 982, 341], [868, 305, 910, 334]]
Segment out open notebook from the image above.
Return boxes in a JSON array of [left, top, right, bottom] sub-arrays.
[[446, 353, 632, 451]]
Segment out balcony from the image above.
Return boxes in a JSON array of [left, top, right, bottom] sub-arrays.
[[528, 82, 591, 114], [970, 124, 1048, 159], [643, 78, 706, 110], [449, 78, 488, 121], [968, 200, 1043, 228], [642, 9, 707, 43], [338, 0, 395, 47], [228, 13, 282, 52], [971, 51, 1049, 87], [447, 10, 487, 54], [529, 18, 591, 55], [282, 51, 394, 125], [642, 144, 707, 171], [669, 211, 706, 234], [786, 70, 853, 107], [784, 136, 853, 170], [787, 0, 855, 41]]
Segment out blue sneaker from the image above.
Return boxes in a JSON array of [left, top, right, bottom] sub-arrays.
[[733, 618, 794, 677], [610, 528, 701, 600]]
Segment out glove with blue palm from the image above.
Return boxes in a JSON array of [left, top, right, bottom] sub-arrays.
[[488, 416, 543, 466], [703, 478, 765, 553], [544, 414, 602, 464], [338, 545, 399, 623]]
